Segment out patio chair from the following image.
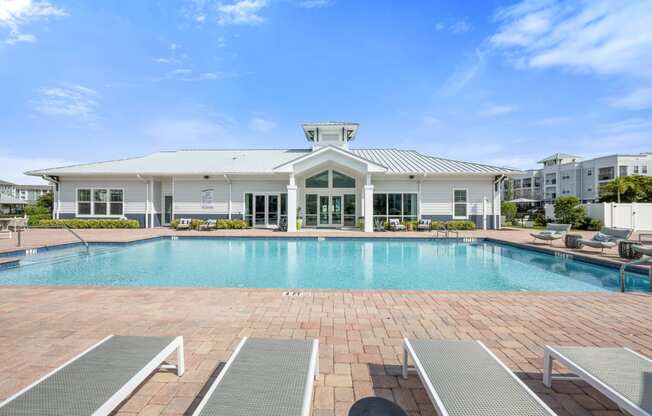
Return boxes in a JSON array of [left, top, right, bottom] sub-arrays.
[[198, 219, 217, 231], [530, 223, 571, 245], [388, 218, 405, 231], [374, 218, 386, 232], [434, 222, 459, 238], [176, 218, 192, 230], [417, 218, 431, 231], [543, 346, 652, 416], [191, 337, 319, 416], [402, 339, 557, 416], [577, 227, 633, 254], [0, 335, 184, 416]]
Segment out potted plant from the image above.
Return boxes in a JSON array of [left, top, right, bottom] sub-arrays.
[[296, 207, 303, 231]]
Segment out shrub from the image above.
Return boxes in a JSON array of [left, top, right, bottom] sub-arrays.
[[25, 205, 50, 216], [216, 219, 248, 229], [501, 202, 517, 222], [445, 220, 476, 230], [403, 220, 418, 231], [37, 219, 139, 229], [533, 213, 548, 227], [577, 216, 602, 231], [169, 219, 179, 229], [357, 219, 365, 231], [190, 219, 205, 230], [28, 214, 51, 226], [554, 196, 585, 227]]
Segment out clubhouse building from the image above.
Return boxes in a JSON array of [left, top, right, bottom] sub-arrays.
[[27, 122, 518, 231]]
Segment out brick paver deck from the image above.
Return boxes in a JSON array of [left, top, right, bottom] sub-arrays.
[[0, 228, 650, 415], [0, 286, 650, 416]]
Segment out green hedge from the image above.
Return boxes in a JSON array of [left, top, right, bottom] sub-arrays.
[[28, 214, 51, 226], [216, 219, 247, 229], [430, 220, 476, 230], [37, 219, 140, 229]]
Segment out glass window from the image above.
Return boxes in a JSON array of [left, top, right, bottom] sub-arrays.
[[332, 171, 355, 188], [402, 194, 417, 220], [77, 189, 91, 215], [280, 193, 287, 216], [619, 166, 628, 177], [109, 189, 123, 216], [306, 171, 329, 188], [373, 194, 387, 216], [305, 194, 318, 227], [643, 165, 648, 174], [93, 189, 107, 215], [387, 194, 402, 216], [453, 189, 467, 218], [598, 167, 614, 181], [522, 178, 532, 187]]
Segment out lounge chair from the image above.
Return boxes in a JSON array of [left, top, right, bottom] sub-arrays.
[[544, 346, 652, 416], [199, 219, 217, 231], [577, 227, 633, 254], [192, 337, 319, 416], [388, 218, 405, 231], [0, 335, 184, 416], [417, 218, 431, 231], [374, 218, 386, 232], [176, 218, 192, 230], [434, 222, 459, 238], [530, 223, 571, 245], [402, 339, 557, 416]]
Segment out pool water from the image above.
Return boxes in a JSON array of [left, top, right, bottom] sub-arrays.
[[0, 238, 647, 292]]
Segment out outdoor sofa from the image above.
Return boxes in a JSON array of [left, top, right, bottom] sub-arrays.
[[417, 218, 431, 231], [530, 223, 571, 245], [402, 339, 557, 415], [388, 218, 405, 231], [198, 219, 217, 231], [577, 227, 633, 254], [176, 218, 192, 230], [191, 337, 319, 416], [0, 335, 184, 416], [544, 345, 652, 416]]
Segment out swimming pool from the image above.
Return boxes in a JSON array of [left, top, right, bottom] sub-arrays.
[[0, 238, 647, 292]]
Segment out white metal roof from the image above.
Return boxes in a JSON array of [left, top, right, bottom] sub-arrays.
[[26, 148, 519, 176]]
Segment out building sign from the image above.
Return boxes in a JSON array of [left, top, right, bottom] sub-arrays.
[[201, 189, 214, 209]]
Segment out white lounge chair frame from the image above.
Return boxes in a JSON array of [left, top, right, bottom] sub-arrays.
[[543, 346, 651, 416], [0, 335, 184, 416], [403, 338, 557, 416], [191, 336, 319, 416]]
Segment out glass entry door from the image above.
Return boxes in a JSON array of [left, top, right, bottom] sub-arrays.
[[164, 195, 173, 224], [306, 194, 350, 227]]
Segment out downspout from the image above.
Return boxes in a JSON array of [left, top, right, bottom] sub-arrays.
[[224, 174, 232, 220], [419, 173, 426, 219], [136, 174, 149, 228], [42, 175, 60, 219]]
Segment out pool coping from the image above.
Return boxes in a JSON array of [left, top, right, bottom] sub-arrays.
[[0, 234, 649, 277]]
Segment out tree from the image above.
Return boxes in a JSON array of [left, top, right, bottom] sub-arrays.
[[599, 176, 652, 203], [501, 201, 517, 222], [554, 196, 585, 226], [36, 192, 54, 212]]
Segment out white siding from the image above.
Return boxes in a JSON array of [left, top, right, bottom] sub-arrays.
[[173, 179, 229, 214], [373, 180, 418, 193], [58, 179, 147, 214], [421, 179, 495, 216]]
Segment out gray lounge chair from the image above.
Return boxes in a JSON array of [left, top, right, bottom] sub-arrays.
[[199, 219, 217, 230], [192, 337, 319, 416], [176, 218, 192, 230], [0, 335, 184, 416], [374, 218, 386, 232], [544, 346, 652, 416], [417, 219, 431, 231], [577, 227, 633, 254], [530, 223, 571, 245], [402, 339, 557, 416], [388, 218, 405, 231]]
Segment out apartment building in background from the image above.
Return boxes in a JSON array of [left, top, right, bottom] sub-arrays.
[[0, 179, 52, 202], [505, 152, 652, 203]]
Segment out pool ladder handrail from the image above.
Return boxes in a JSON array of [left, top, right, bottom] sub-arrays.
[[618, 255, 652, 293], [62, 225, 90, 253]]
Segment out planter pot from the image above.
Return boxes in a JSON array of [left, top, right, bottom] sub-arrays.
[[296, 219, 303, 231]]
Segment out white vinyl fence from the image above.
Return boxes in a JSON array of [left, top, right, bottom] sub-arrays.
[[545, 202, 652, 231]]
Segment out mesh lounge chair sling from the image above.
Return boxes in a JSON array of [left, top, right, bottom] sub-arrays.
[[544, 346, 652, 416], [531, 223, 571, 245], [192, 337, 319, 416], [577, 227, 633, 253], [0, 335, 184, 416], [402, 339, 557, 416]]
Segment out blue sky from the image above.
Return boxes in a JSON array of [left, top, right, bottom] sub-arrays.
[[1, 0, 651, 184]]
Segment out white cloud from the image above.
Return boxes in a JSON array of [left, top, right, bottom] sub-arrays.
[[597, 118, 652, 135], [535, 116, 572, 125], [439, 48, 486, 95], [298, 0, 332, 8], [218, 0, 267, 25], [32, 83, 99, 118], [249, 117, 276, 132], [490, 0, 652, 78], [0, 0, 67, 45], [0, 155, 79, 185], [607, 86, 652, 111], [435, 22, 445, 31], [450, 20, 471, 34], [154, 68, 226, 82], [478, 105, 516, 117], [144, 118, 234, 145]]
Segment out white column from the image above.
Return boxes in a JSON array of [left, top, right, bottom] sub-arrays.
[[287, 173, 297, 232], [482, 197, 487, 230], [150, 178, 155, 228], [364, 173, 374, 232]]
